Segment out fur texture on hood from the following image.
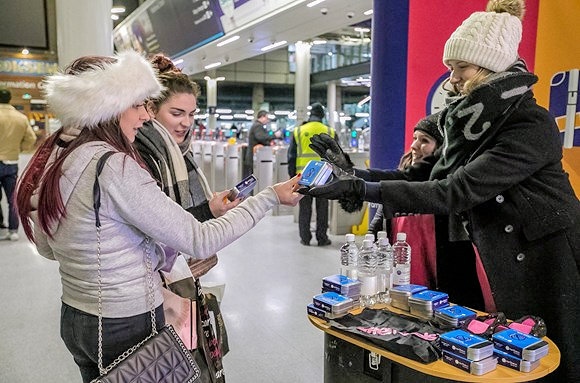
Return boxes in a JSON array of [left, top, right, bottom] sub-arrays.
[[44, 50, 162, 128]]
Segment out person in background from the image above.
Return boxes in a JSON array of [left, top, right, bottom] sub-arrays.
[[330, 113, 486, 310], [288, 103, 336, 246], [243, 110, 280, 178], [0, 88, 37, 241], [15, 51, 302, 383], [300, 1, 579, 381]]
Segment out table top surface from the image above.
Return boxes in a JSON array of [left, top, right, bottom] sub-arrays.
[[309, 305, 560, 383]]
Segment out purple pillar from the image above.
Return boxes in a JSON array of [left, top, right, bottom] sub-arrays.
[[370, 0, 409, 169]]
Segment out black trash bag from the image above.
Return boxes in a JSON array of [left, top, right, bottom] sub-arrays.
[[328, 308, 443, 364]]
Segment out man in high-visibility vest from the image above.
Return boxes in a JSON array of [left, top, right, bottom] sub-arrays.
[[288, 103, 336, 246]]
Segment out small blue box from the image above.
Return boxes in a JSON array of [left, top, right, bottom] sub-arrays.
[[494, 348, 541, 372], [440, 329, 494, 361], [322, 274, 361, 294], [435, 305, 477, 327], [408, 289, 449, 310], [312, 292, 353, 314], [442, 351, 497, 375], [298, 160, 333, 187], [307, 304, 327, 319]]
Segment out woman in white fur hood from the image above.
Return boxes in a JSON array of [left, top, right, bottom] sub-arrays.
[[15, 50, 302, 382]]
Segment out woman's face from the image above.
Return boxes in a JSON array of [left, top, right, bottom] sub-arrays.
[[447, 60, 481, 95], [149, 92, 197, 144], [119, 102, 149, 143], [410, 130, 438, 164]]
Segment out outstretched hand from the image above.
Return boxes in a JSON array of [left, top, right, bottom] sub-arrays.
[[272, 174, 304, 206], [297, 174, 366, 201], [309, 133, 354, 173], [209, 190, 242, 217]]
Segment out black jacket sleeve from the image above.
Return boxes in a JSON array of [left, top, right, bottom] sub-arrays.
[[186, 201, 214, 222]]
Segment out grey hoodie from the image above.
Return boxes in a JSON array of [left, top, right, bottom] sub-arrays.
[[32, 142, 279, 318]]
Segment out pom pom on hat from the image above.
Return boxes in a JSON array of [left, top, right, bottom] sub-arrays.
[[443, 0, 525, 73]]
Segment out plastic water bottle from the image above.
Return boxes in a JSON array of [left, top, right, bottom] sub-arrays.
[[376, 231, 387, 243], [340, 234, 358, 279], [363, 233, 377, 253], [358, 239, 378, 307], [392, 232, 411, 286], [376, 237, 393, 303]]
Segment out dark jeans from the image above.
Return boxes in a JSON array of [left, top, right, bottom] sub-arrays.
[[0, 163, 18, 231], [298, 194, 329, 243], [60, 302, 165, 383]]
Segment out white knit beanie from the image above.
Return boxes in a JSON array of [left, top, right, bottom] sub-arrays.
[[443, 0, 524, 72]]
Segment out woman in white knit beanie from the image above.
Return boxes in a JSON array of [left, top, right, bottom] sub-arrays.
[[301, 1, 580, 382], [443, 0, 525, 95]]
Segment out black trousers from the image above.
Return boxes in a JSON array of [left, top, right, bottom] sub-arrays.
[[298, 194, 329, 243]]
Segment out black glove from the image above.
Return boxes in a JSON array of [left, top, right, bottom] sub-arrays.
[[309, 133, 354, 174], [298, 174, 366, 202]]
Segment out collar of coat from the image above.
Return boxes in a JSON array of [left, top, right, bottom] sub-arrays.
[[432, 62, 538, 181]]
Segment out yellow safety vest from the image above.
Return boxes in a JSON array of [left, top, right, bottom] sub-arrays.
[[293, 121, 335, 172]]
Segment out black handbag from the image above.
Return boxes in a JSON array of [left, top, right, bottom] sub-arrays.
[[91, 151, 201, 383]]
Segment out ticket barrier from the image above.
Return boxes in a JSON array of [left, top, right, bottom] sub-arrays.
[[225, 143, 242, 189], [272, 146, 293, 216], [253, 146, 274, 194], [211, 142, 227, 192], [201, 141, 214, 184]]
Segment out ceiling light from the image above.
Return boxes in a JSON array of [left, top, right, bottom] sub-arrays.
[[111, 6, 126, 14], [312, 39, 327, 45], [217, 35, 240, 47], [21, 48, 30, 55], [364, 9, 373, 16], [354, 27, 370, 33], [204, 62, 222, 69], [260, 40, 287, 52], [357, 96, 371, 108], [216, 108, 232, 114], [245, 109, 254, 114], [234, 114, 248, 119], [307, 0, 326, 7], [111, 14, 119, 20]]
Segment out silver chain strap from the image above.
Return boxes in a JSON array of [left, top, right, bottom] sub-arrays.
[[96, 228, 157, 375]]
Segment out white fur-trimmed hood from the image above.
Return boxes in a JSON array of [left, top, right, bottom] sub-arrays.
[[44, 50, 162, 128]]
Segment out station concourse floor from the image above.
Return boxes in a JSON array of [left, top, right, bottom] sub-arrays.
[[0, 206, 344, 382]]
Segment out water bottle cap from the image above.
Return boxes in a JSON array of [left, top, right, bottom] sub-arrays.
[[362, 239, 374, 247], [378, 237, 389, 246], [345, 233, 355, 242], [377, 231, 387, 239], [364, 234, 375, 242], [396, 232, 407, 241]]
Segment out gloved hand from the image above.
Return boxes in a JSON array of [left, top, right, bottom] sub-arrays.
[[298, 174, 366, 202], [309, 133, 354, 174]]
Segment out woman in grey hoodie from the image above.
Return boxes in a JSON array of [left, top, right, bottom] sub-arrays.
[[15, 51, 302, 383]]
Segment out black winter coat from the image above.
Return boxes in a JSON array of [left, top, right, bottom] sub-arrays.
[[377, 72, 580, 382]]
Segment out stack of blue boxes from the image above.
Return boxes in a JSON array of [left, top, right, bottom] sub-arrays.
[[440, 329, 498, 375], [492, 329, 549, 373]]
